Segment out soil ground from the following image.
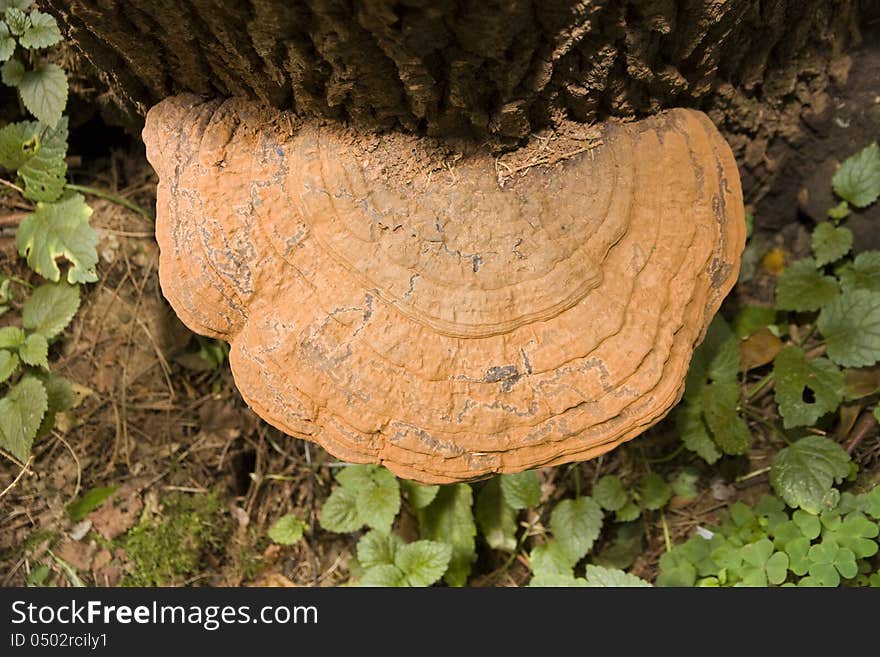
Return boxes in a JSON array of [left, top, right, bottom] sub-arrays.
[[0, 31, 878, 588]]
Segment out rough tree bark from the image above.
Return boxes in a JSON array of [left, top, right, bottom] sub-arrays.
[[48, 1, 869, 197]]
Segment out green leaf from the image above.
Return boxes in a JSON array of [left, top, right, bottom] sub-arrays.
[[357, 564, 406, 587], [18, 11, 61, 49], [499, 470, 540, 509], [354, 467, 400, 533], [832, 142, 880, 208], [775, 259, 839, 312], [702, 381, 752, 455], [770, 436, 851, 513], [4, 6, 28, 35], [0, 56, 21, 85], [865, 487, 880, 519], [22, 281, 80, 339], [16, 194, 98, 284], [656, 549, 698, 587], [676, 402, 721, 464], [614, 500, 641, 523], [394, 540, 451, 587], [639, 472, 672, 510], [474, 477, 517, 552], [0, 2, 33, 12], [733, 305, 776, 338], [334, 463, 374, 489], [417, 484, 476, 587], [14, 118, 69, 203], [319, 486, 362, 533], [593, 522, 644, 570], [399, 479, 439, 510], [529, 572, 586, 587], [838, 251, 880, 293], [773, 346, 844, 428], [26, 564, 49, 587], [0, 375, 47, 461], [825, 513, 879, 558], [685, 315, 737, 396], [33, 371, 74, 437], [593, 475, 627, 511], [827, 200, 851, 221], [811, 222, 852, 266], [19, 332, 47, 368], [817, 289, 880, 367], [66, 485, 118, 522], [267, 514, 306, 545], [0, 349, 19, 382], [0, 325, 25, 348], [529, 541, 574, 580], [0, 22, 15, 62], [582, 565, 651, 587], [792, 510, 821, 540], [669, 470, 699, 500], [17, 63, 67, 127], [356, 531, 403, 570], [550, 496, 603, 564], [784, 536, 811, 576]]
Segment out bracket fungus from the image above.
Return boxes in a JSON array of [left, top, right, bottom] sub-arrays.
[[144, 95, 745, 484]]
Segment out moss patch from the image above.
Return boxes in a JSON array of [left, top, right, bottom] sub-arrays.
[[121, 490, 229, 586]]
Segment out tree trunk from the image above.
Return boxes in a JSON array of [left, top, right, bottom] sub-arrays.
[[48, 1, 869, 196]]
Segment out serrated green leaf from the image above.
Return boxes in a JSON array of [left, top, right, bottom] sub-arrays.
[[702, 381, 752, 455], [817, 289, 880, 367], [550, 496, 603, 564], [4, 6, 28, 35], [593, 475, 627, 511], [319, 486, 361, 533], [356, 530, 403, 570], [354, 467, 400, 534], [334, 463, 374, 489], [18, 11, 61, 49], [0, 22, 15, 62], [394, 540, 451, 587], [16, 194, 98, 284], [771, 436, 850, 513], [267, 513, 306, 545], [66, 485, 117, 522], [582, 564, 651, 587], [832, 142, 880, 208], [614, 500, 641, 522], [529, 541, 573, 580], [22, 281, 79, 339], [0, 375, 47, 461], [639, 472, 671, 510], [0, 55, 21, 86], [417, 484, 476, 587], [357, 564, 406, 587], [773, 346, 843, 428], [684, 315, 736, 397], [19, 118, 68, 202], [0, 349, 19, 382], [676, 402, 721, 464], [17, 63, 67, 127], [19, 332, 47, 368], [399, 479, 439, 510], [499, 470, 540, 509], [838, 251, 880, 294], [811, 222, 852, 266], [0, 325, 25, 348], [529, 571, 586, 587], [775, 259, 839, 312], [474, 477, 517, 552]]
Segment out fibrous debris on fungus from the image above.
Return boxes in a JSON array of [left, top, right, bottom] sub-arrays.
[[144, 94, 745, 484]]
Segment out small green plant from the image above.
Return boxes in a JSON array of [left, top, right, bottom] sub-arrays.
[[0, 1, 97, 464]]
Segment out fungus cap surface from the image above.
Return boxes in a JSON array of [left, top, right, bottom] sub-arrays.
[[144, 95, 745, 483]]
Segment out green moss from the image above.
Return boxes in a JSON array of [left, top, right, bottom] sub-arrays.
[[121, 490, 229, 586]]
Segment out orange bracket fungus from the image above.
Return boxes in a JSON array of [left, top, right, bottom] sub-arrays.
[[144, 94, 745, 484]]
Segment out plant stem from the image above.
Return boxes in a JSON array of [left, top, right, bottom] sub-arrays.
[[645, 443, 685, 464], [65, 183, 154, 221], [735, 466, 771, 483], [745, 372, 773, 401], [0, 177, 25, 195], [660, 510, 672, 552]]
